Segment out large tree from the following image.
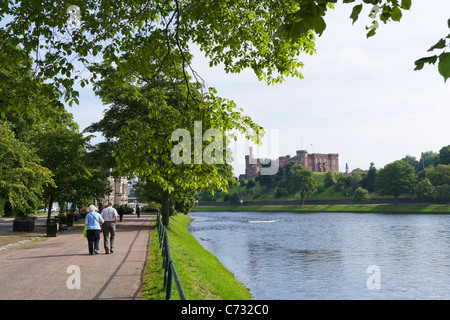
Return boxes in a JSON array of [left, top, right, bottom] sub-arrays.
[[30, 122, 111, 220], [0, 122, 54, 216], [1, 0, 448, 118], [88, 64, 262, 226], [375, 160, 416, 203], [438, 145, 450, 165]]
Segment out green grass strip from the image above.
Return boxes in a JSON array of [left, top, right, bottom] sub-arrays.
[[141, 213, 252, 300]]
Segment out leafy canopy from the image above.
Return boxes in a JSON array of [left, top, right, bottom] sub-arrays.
[[376, 160, 416, 199], [1, 0, 447, 118], [0, 122, 54, 215]]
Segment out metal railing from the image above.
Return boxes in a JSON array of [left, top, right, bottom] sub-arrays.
[[156, 210, 188, 300]]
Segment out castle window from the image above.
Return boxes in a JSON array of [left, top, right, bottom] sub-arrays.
[[301, 157, 304, 163]]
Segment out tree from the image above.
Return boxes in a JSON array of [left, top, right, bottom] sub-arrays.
[[366, 162, 377, 192], [229, 193, 241, 205], [287, 164, 317, 205], [1, 0, 448, 118], [418, 151, 439, 171], [435, 184, 450, 204], [0, 122, 54, 216], [401, 155, 419, 172], [89, 64, 262, 226], [375, 160, 416, 203], [425, 164, 450, 186], [438, 145, 450, 165], [30, 123, 110, 220], [350, 171, 364, 191], [414, 178, 436, 203], [353, 187, 370, 207]]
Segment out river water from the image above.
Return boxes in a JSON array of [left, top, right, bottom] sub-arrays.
[[187, 211, 450, 300]]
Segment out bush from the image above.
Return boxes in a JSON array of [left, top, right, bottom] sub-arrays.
[[435, 184, 450, 204], [275, 187, 289, 198], [353, 187, 370, 206], [229, 193, 240, 205], [246, 179, 255, 188]]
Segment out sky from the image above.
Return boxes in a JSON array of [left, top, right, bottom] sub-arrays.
[[71, 2, 450, 177]]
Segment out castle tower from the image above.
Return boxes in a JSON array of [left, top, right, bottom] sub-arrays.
[[296, 150, 308, 168]]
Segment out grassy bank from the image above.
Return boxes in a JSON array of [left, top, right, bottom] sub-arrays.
[[191, 204, 450, 214], [141, 213, 252, 300]]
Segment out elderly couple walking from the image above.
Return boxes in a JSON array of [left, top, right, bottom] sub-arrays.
[[84, 201, 118, 255]]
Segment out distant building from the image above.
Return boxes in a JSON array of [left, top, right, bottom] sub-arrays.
[[241, 147, 339, 180], [100, 169, 129, 206]]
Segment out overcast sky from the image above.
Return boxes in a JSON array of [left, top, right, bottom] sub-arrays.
[[72, 2, 450, 176]]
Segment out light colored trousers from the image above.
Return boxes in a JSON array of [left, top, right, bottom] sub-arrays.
[[103, 221, 116, 253]]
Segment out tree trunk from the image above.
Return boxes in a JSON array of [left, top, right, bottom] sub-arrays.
[[161, 189, 171, 227]]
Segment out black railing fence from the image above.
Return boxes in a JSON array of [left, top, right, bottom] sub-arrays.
[[156, 210, 188, 300]]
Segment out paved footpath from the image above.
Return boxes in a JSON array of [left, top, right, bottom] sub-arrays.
[[0, 213, 155, 300]]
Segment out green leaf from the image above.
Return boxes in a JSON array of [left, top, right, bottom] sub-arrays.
[[391, 6, 402, 21], [401, 0, 412, 10], [315, 16, 326, 36], [438, 52, 450, 82], [350, 4, 363, 24], [366, 27, 376, 38], [428, 38, 447, 51], [414, 55, 438, 71]]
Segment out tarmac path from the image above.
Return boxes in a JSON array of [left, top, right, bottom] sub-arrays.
[[0, 213, 155, 300]]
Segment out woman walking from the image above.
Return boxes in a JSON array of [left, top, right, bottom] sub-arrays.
[[85, 205, 104, 255]]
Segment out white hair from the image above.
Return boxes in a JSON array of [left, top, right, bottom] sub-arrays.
[[88, 205, 97, 212]]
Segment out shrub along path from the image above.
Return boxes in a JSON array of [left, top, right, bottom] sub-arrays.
[[0, 213, 154, 300]]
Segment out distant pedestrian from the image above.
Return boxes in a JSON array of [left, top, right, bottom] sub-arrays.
[[118, 205, 124, 222], [136, 204, 141, 218], [85, 205, 104, 255], [101, 201, 118, 254]]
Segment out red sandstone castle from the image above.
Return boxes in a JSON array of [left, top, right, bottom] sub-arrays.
[[242, 147, 339, 179]]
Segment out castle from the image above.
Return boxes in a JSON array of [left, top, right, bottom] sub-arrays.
[[242, 147, 339, 180]]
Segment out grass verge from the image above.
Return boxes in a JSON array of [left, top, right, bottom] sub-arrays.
[[191, 204, 450, 214], [141, 213, 252, 300]]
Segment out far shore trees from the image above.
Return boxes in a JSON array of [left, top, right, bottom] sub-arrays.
[[287, 165, 317, 205], [376, 160, 416, 204], [353, 187, 370, 206]]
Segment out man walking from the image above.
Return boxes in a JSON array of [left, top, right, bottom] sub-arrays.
[[101, 201, 119, 254]]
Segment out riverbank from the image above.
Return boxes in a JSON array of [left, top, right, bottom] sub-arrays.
[[141, 214, 252, 300], [191, 203, 450, 214]]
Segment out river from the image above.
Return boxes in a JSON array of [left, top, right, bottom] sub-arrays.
[[187, 211, 450, 300]]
